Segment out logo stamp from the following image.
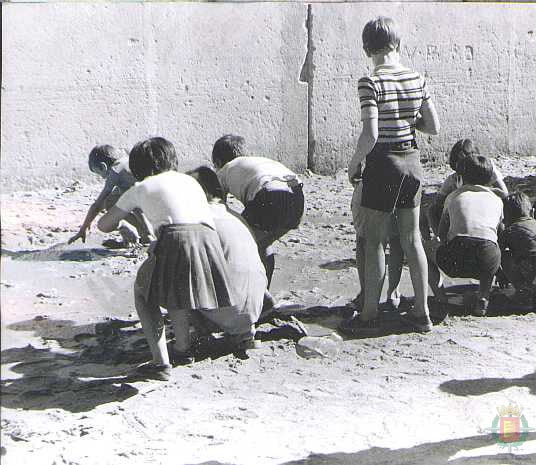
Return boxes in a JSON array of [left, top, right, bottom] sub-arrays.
[[486, 403, 534, 453]]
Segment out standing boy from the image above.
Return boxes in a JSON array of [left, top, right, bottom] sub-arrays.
[[345, 16, 440, 334], [212, 134, 304, 288]]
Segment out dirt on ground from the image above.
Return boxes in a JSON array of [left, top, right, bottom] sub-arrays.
[[1, 156, 536, 465]]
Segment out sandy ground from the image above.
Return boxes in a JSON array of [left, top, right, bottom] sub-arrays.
[[1, 157, 536, 465]]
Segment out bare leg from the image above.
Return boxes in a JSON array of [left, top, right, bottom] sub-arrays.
[[387, 235, 403, 303], [167, 309, 191, 353], [355, 234, 366, 303], [134, 286, 169, 366], [423, 238, 446, 300], [396, 206, 430, 317], [361, 208, 391, 321]]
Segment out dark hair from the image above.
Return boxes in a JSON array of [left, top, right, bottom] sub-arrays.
[[212, 134, 246, 168], [457, 154, 494, 186], [88, 145, 121, 171], [187, 166, 225, 201], [129, 137, 178, 181], [449, 139, 480, 172], [362, 17, 400, 55], [503, 191, 533, 222]]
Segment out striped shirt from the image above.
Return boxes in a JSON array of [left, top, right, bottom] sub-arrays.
[[358, 64, 430, 143]]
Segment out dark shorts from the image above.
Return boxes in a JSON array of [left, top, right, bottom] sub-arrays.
[[361, 143, 423, 213], [242, 184, 304, 232], [436, 236, 501, 279]]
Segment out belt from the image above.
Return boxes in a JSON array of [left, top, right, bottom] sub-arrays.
[[376, 140, 417, 150]]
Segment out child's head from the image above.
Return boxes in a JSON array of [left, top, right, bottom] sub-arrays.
[[362, 17, 401, 57], [88, 145, 122, 179], [457, 153, 494, 186], [211, 134, 246, 169], [187, 166, 225, 202], [129, 137, 178, 181], [502, 191, 533, 225], [449, 139, 480, 172]]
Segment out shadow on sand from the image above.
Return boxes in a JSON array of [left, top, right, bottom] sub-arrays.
[[440, 371, 536, 397], [1, 243, 140, 262], [186, 432, 536, 465]]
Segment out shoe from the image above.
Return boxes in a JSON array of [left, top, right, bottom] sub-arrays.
[[472, 297, 489, 317], [134, 362, 172, 381], [338, 315, 382, 336], [400, 312, 433, 333], [168, 347, 195, 366], [102, 239, 129, 249]]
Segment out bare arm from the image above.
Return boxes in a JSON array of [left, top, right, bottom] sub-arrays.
[[348, 118, 378, 183], [493, 177, 508, 196], [438, 209, 450, 243], [416, 99, 440, 135], [98, 205, 129, 233], [68, 185, 114, 244]]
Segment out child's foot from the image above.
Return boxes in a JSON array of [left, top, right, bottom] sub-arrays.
[[338, 315, 382, 337], [472, 297, 489, 317], [168, 347, 195, 366], [400, 312, 433, 333], [134, 362, 172, 381]]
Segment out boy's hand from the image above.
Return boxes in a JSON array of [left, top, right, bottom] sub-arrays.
[[68, 228, 87, 244]]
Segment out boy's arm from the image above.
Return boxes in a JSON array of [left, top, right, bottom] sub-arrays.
[[493, 177, 508, 196], [348, 117, 378, 183], [68, 185, 113, 244], [416, 99, 440, 135], [438, 209, 450, 243], [97, 205, 129, 233]]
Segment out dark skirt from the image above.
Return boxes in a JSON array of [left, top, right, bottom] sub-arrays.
[[362, 145, 423, 213], [135, 223, 235, 311]]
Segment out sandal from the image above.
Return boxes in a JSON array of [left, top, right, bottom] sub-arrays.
[[338, 315, 382, 336], [134, 363, 172, 381]]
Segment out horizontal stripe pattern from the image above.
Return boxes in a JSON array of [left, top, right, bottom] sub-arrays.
[[359, 65, 430, 143]]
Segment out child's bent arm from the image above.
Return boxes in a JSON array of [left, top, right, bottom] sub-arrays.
[[416, 99, 440, 135], [348, 118, 378, 182], [493, 177, 508, 196], [438, 209, 450, 243], [98, 205, 129, 233]]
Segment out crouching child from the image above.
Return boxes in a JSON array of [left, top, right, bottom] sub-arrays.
[[498, 192, 536, 308], [98, 137, 245, 380], [426, 154, 503, 316]]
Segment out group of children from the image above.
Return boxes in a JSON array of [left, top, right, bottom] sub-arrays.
[[340, 16, 535, 337], [71, 136, 304, 380], [69, 16, 535, 378]]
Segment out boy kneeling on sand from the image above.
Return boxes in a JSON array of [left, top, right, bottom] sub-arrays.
[[426, 154, 503, 317]]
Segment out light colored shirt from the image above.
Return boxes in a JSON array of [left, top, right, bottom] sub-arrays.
[[217, 156, 300, 204], [116, 171, 215, 233], [104, 156, 136, 193], [439, 161, 503, 197], [358, 64, 430, 143], [210, 203, 267, 279], [443, 184, 503, 243]]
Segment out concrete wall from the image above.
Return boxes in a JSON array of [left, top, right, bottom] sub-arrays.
[[310, 3, 536, 173], [2, 3, 536, 190], [1, 3, 308, 191]]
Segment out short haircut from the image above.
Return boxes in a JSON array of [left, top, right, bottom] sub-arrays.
[[88, 145, 121, 171], [449, 139, 480, 172], [129, 137, 178, 181], [212, 134, 246, 167], [362, 17, 400, 55], [503, 191, 532, 221], [187, 166, 224, 201], [457, 154, 494, 186]]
